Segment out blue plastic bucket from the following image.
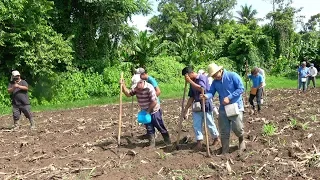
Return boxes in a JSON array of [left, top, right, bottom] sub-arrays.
[[137, 110, 152, 124]]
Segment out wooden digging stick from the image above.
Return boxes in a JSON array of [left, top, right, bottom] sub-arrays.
[[245, 60, 249, 106], [118, 72, 124, 146], [201, 89, 211, 157], [175, 81, 188, 149]]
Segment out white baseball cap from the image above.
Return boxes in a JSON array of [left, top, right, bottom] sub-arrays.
[[12, 70, 20, 76]]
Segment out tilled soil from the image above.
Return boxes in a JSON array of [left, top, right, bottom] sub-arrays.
[[1, 89, 320, 180]]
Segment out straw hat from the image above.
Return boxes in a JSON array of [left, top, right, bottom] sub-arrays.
[[207, 63, 223, 77]]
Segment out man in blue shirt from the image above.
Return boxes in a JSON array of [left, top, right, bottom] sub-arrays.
[[181, 66, 220, 151], [201, 63, 245, 154], [298, 61, 310, 93], [247, 67, 264, 113]]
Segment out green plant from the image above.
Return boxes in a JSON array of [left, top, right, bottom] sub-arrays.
[[155, 151, 167, 160], [310, 115, 317, 122], [290, 118, 298, 128], [300, 122, 309, 131], [262, 123, 277, 136]]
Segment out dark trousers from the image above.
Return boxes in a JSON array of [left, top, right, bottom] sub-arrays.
[[145, 109, 168, 135], [13, 104, 32, 120], [308, 76, 316, 88], [249, 88, 262, 111]]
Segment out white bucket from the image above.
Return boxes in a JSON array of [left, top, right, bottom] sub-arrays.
[[301, 78, 307, 82], [225, 103, 240, 117]]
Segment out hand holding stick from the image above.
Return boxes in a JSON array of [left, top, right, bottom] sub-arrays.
[[201, 88, 211, 157]]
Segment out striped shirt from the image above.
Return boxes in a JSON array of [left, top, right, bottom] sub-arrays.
[[130, 81, 160, 113]]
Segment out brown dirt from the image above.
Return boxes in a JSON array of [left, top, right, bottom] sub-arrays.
[[1, 88, 320, 180]]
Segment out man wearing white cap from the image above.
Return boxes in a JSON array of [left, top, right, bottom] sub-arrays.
[[120, 76, 171, 147], [308, 63, 317, 88], [201, 63, 245, 154], [7, 70, 35, 129]]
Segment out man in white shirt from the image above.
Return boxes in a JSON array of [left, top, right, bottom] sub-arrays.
[[308, 63, 318, 88]]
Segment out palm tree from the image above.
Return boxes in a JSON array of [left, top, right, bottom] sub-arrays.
[[236, 4, 258, 24]]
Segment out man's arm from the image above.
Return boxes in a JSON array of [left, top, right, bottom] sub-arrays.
[[121, 82, 133, 97], [227, 73, 245, 100], [205, 82, 216, 99], [183, 97, 194, 118], [147, 100, 157, 114], [146, 87, 158, 113], [18, 82, 28, 91], [155, 87, 161, 96]]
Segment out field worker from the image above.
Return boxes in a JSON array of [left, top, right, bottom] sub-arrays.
[[258, 68, 266, 104], [201, 63, 245, 154], [137, 68, 161, 104], [308, 63, 317, 88], [120, 75, 171, 147], [181, 66, 220, 151], [298, 61, 310, 93], [247, 67, 264, 114], [7, 70, 35, 129]]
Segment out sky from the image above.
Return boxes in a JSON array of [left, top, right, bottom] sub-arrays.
[[128, 0, 320, 31]]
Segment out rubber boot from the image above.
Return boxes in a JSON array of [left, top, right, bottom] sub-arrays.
[[29, 119, 35, 129], [13, 120, 19, 129], [221, 138, 230, 155], [148, 134, 156, 147], [239, 136, 246, 152], [161, 133, 171, 145]]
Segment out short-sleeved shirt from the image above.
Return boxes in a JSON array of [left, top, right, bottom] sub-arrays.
[[298, 67, 309, 79], [248, 74, 264, 88], [188, 74, 213, 112], [8, 80, 30, 106], [147, 76, 161, 104], [129, 82, 160, 114]]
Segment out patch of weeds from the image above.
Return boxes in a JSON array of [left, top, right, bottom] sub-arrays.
[[155, 151, 169, 160], [290, 118, 298, 128], [75, 167, 96, 180], [310, 115, 317, 122], [300, 122, 309, 131], [262, 123, 277, 136], [172, 175, 184, 180]]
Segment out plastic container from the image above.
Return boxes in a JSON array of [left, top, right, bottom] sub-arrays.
[[224, 103, 240, 117], [137, 110, 152, 124]]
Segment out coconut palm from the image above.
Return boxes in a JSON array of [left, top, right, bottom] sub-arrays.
[[236, 4, 258, 24]]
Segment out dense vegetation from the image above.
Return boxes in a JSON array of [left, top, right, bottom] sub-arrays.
[[0, 0, 319, 109]]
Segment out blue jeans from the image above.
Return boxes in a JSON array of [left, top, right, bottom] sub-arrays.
[[192, 111, 219, 141], [299, 79, 307, 92], [218, 110, 244, 140]]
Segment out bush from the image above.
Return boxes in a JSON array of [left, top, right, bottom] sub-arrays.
[[146, 56, 184, 83]]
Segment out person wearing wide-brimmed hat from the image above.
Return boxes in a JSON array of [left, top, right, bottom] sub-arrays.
[[7, 70, 35, 129], [201, 63, 245, 154]]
